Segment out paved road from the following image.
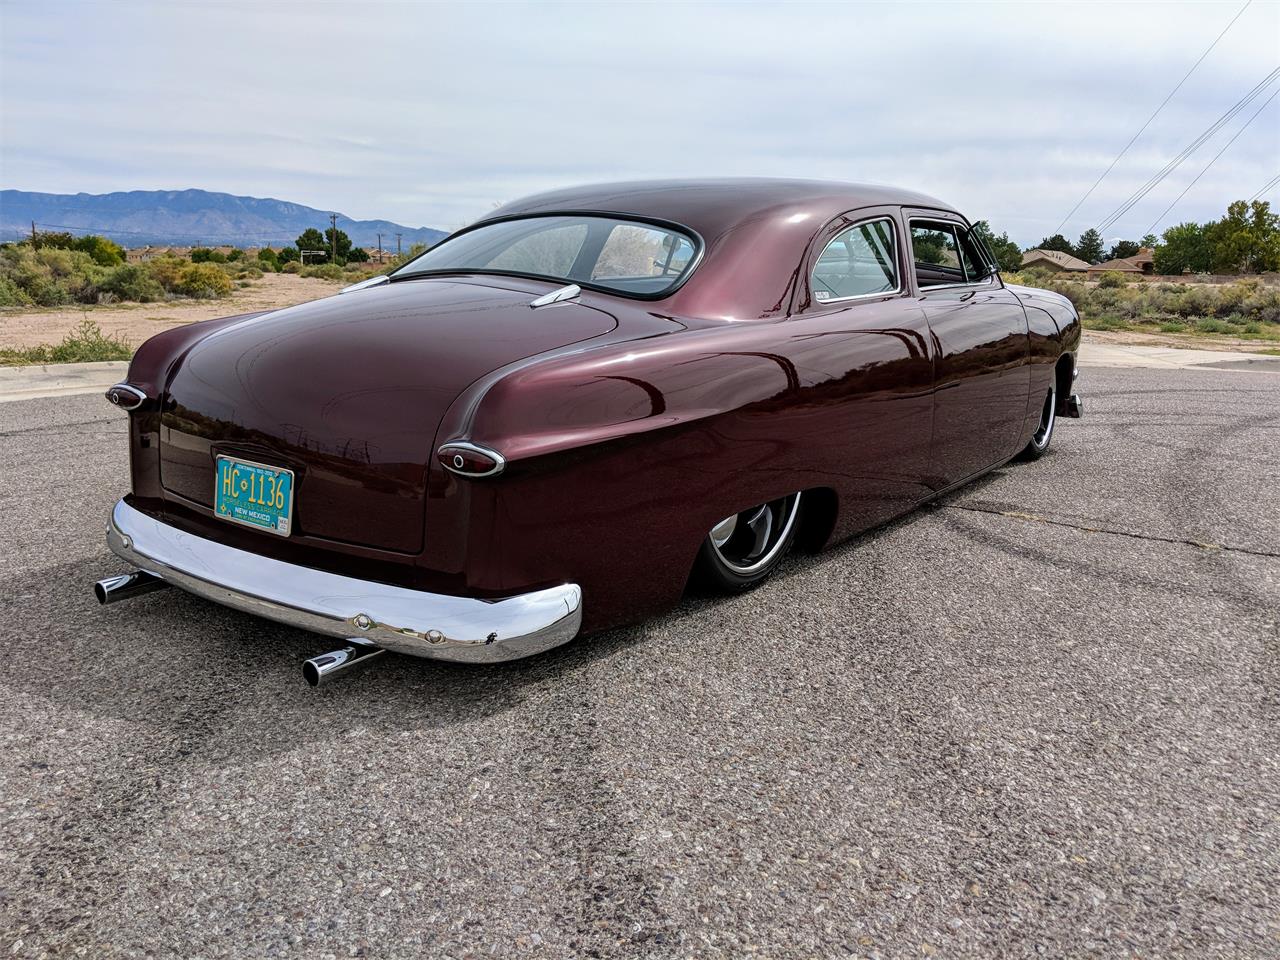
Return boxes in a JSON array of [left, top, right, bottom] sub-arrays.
[[2, 366, 1278, 959]]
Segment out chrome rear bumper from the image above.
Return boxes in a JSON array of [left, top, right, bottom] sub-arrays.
[[104, 499, 583, 663]]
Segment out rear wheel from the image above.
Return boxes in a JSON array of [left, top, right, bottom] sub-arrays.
[[1020, 383, 1057, 460], [696, 492, 802, 592]]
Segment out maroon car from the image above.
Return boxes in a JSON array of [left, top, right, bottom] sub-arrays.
[[96, 179, 1081, 684]]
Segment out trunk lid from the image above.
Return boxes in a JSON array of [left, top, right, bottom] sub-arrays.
[[158, 276, 616, 553]]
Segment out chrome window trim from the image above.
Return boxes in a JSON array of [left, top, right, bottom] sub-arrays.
[[907, 216, 999, 292], [808, 215, 905, 305]]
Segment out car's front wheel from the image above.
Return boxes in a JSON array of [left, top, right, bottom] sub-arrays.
[[696, 492, 802, 592], [1020, 383, 1058, 461]]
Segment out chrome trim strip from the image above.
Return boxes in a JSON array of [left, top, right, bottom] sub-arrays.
[[105, 499, 582, 663], [438, 441, 506, 478], [529, 283, 581, 307], [340, 274, 390, 294], [105, 383, 147, 411]]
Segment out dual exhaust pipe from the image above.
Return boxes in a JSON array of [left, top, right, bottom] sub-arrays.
[[94, 571, 385, 686]]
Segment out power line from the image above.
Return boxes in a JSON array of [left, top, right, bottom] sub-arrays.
[[1095, 64, 1280, 234], [1249, 171, 1280, 201], [1145, 87, 1280, 234], [1054, 0, 1252, 234]]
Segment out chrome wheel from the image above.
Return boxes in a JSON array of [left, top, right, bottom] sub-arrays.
[[1032, 384, 1057, 451], [707, 492, 802, 575]]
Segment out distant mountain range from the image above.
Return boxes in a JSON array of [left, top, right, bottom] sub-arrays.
[[0, 188, 448, 250]]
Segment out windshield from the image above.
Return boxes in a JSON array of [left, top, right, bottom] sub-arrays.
[[392, 215, 699, 298]]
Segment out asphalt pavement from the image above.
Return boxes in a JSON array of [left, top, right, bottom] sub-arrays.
[[1, 365, 1278, 959]]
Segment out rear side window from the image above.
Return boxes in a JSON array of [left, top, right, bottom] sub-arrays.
[[911, 220, 994, 287], [811, 217, 899, 302]]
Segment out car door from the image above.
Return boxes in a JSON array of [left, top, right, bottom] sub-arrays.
[[788, 208, 935, 535], [904, 211, 1030, 488]]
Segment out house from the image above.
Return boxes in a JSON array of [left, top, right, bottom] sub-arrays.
[[1021, 249, 1090, 273], [1085, 247, 1156, 278]]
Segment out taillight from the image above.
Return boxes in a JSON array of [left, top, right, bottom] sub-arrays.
[[437, 442, 505, 478]]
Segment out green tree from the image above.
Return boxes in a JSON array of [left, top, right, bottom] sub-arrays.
[[1152, 222, 1210, 275], [1140, 234, 1159, 249], [277, 246, 299, 264], [1107, 240, 1141, 261], [1204, 200, 1280, 274], [346, 245, 370, 263], [971, 220, 1023, 273], [295, 228, 327, 262], [1036, 233, 1076, 256], [256, 248, 280, 270], [1074, 228, 1104, 264], [72, 235, 125, 266], [323, 226, 353, 264]]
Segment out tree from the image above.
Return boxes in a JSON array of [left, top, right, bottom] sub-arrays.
[[1152, 222, 1210, 275], [256, 248, 280, 271], [323, 226, 353, 264], [1204, 200, 1280, 274], [971, 220, 1023, 273], [1036, 233, 1076, 256], [1107, 240, 1141, 261], [1074, 228, 1104, 264], [277, 246, 299, 264], [295, 228, 327, 262], [346, 245, 370, 263], [1140, 234, 1159, 249]]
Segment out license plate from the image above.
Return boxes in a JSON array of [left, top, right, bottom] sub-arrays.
[[214, 455, 294, 537]]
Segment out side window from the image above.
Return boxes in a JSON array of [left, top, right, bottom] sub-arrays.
[[910, 222, 964, 287], [486, 222, 589, 275], [811, 217, 899, 302]]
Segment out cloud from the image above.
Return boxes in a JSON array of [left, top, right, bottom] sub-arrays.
[[3, 0, 1277, 245]]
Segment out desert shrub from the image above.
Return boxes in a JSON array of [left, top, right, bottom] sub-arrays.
[[277, 246, 299, 264], [281, 260, 301, 274], [143, 256, 187, 292], [1096, 271, 1128, 289], [0, 275, 33, 307], [100, 264, 165, 302], [1243, 288, 1280, 324], [300, 263, 345, 281], [256, 249, 280, 271], [1177, 285, 1219, 318], [0, 319, 133, 365], [226, 249, 243, 261], [1195, 317, 1231, 334], [1243, 322, 1263, 334], [0, 246, 104, 305], [172, 262, 233, 298], [1158, 321, 1187, 333], [190, 247, 228, 264]]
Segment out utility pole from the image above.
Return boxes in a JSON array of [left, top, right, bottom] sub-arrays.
[[329, 213, 338, 263], [31, 221, 36, 245], [376, 232, 383, 263], [396, 233, 402, 256]]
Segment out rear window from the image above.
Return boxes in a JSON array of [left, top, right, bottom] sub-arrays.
[[393, 215, 699, 298]]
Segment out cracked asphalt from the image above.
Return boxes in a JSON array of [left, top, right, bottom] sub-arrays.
[[2, 365, 1278, 959]]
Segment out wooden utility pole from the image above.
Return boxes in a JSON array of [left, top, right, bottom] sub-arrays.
[[31, 221, 37, 245], [376, 232, 383, 263], [329, 213, 338, 262], [396, 233, 402, 256]]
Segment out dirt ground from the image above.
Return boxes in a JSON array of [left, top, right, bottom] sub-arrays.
[[0, 273, 344, 350], [1084, 327, 1280, 354]]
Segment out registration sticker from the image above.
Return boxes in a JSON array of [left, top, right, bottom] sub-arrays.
[[214, 455, 294, 537]]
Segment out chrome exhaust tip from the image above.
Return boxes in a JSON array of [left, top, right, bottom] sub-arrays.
[[303, 641, 386, 687], [95, 570, 168, 605]]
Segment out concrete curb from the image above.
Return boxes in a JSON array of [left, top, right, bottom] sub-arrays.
[[0, 360, 129, 403], [1078, 343, 1280, 371]]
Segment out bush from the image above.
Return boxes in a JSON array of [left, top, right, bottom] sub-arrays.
[[226, 248, 243, 261], [0, 274, 33, 307], [256, 248, 280, 271], [1158, 321, 1187, 333], [1195, 317, 1232, 334], [172, 262, 233, 298], [100, 264, 164, 302], [300, 263, 345, 281], [0, 319, 132, 366], [190, 247, 228, 264], [281, 260, 302, 274], [1096, 271, 1129, 289]]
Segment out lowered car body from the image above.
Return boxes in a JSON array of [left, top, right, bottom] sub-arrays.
[[97, 179, 1081, 681]]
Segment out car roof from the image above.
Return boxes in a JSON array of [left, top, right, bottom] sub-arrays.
[[485, 178, 957, 239]]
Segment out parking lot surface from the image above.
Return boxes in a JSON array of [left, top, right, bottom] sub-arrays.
[[2, 365, 1278, 958]]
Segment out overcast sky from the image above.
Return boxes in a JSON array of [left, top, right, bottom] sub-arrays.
[[2, 0, 1278, 246]]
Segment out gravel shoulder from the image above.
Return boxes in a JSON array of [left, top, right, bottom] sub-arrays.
[[1, 368, 1278, 958]]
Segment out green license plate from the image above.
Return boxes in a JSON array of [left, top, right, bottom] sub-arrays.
[[215, 455, 294, 536]]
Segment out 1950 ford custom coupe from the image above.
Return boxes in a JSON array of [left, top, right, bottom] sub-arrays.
[[96, 179, 1081, 684]]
